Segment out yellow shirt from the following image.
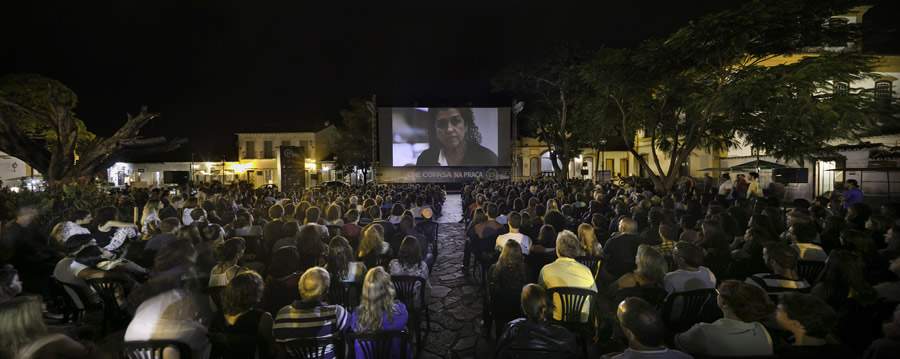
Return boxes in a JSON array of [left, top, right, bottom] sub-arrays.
[[538, 257, 598, 322]]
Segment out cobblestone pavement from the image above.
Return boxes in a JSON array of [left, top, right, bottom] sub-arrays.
[[424, 194, 494, 358]]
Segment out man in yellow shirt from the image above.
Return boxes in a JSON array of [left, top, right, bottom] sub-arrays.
[[538, 230, 597, 322], [747, 172, 763, 199]]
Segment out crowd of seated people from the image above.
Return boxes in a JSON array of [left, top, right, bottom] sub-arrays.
[[461, 177, 900, 359], [0, 181, 444, 359]]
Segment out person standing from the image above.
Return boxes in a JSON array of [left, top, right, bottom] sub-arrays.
[[843, 179, 863, 209], [747, 172, 763, 199], [718, 173, 733, 199]]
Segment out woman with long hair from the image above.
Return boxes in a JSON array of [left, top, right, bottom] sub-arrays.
[[349, 267, 409, 358], [488, 240, 528, 339], [388, 236, 430, 305], [577, 223, 602, 258], [358, 224, 388, 269], [328, 236, 366, 283], [210, 271, 274, 359], [812, 250, 877, 308], [0, 296, 93, 359]]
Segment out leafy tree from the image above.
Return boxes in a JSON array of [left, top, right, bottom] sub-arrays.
[[494, 47, 593, 179], [583, 0, 887, 193], [0, 74, 185, 182], [334, 96, 376, 183]]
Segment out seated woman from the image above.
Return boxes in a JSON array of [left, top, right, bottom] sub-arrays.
[[495, 284, 578, 359], [775, 293, 854, 359], [577, 223, 602, 258], [125, 239, 213, 359], [675, 280, 775, 357], [209, 238, 247, 292], [489, 240, 528, 339], [261, 246, 303, 315], [358, 224, 389, 269], [0, 296, 94, 358], [210, 271, 274, 359], [296, 225, 328, 271], [349, 267, 409, 358], [90, 206, 140, 253], [72, 245, 138, 306], [327, 236, 367, 283], [388, 235, 431, 305]]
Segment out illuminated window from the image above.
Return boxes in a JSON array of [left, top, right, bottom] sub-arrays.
[[875, 80, 892, 105], [834, 81, 849, 95]]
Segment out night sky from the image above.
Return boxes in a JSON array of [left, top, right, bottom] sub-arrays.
[[2, 1, 896, 159]]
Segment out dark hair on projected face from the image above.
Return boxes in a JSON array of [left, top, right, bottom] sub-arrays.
[[427, 107, 482, 149]]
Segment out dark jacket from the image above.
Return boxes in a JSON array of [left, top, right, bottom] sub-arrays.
[[415, 143, 498, 166], [495, 318, 579, 359], [602, 232, 643, 279]]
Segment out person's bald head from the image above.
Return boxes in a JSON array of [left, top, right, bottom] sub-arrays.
[[298, 267, 330, 301], [617, 297, 666, 349], [619, 217, 638, 234]]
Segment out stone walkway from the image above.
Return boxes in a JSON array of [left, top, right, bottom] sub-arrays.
[[423, 194, 493, 358]]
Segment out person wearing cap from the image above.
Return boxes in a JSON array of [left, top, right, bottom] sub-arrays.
[[664, 241, 717, 294]]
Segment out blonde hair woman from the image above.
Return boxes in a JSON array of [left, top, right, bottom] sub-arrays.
[[577, 223, 602, 257], [358, 224, 388, 267], [348, 267, 409, 357], [0, 296, 93, 358]]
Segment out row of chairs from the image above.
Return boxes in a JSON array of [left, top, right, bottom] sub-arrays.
[[123, 330, 411, 359]]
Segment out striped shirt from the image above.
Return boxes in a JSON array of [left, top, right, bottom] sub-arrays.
[[274, 300, 349, 359]]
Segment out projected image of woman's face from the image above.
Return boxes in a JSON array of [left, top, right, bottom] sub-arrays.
[[435, 108, 466, 150]]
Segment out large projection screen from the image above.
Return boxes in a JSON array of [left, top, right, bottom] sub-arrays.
[[378, 107, 511, 167]]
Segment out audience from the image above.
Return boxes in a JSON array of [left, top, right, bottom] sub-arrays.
[[675, 280, 775, 357], [495, 284, 579, 359]]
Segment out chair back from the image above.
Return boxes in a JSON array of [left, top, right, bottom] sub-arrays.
[[391, 275, 427, 310], [546, 287, 597, 324], [346, 330, 409, 359], [330, 280, 362, 311], [574, 256, 601, 277], [796, 260, 825, 284], [613, 286, 669, 309], [282, 337, 338, 359], [86, 277, 126, 311], [54, 279, 87, 323], [661, 288, 723, 333], [123, 340, 192, 359], [326, 225, 343, 239]]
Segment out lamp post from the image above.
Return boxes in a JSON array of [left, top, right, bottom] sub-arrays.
[[599, 138, 607, 183]]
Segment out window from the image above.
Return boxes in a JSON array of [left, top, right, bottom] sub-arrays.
[[516, 156, 523, 177], [263, 140, 274, 158], [620, 158, 629, 176], [605, 159, 615, 172], [529, 157, 540, 177], [875, 80, 893, 105], [245, 141, 256, 159], [834, 81, 849, 95], [281, 140, 291, 148]]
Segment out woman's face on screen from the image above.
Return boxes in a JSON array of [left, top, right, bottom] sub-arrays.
[[434, 108, 466, 150]]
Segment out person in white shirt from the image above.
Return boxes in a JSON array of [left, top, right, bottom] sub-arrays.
[[495, 212, 531, 255], [664, 241, 717, 294], [718, 173, 734, 197]]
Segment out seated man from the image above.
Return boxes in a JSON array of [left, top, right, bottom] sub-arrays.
[[664, 241, 717, 294], [496, 212, 532, 255], [602, 217, 643, 280], [273, 267, 348, 359], [605, 297, 693, 359], [538, 230, 597, 322], [789, 221, 826, 262], [746, 242, 811, 299], [495, 284, 579, 359]]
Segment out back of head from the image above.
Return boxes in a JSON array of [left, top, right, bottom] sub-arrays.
[[217, 237, 246, 262], [764, 241, 799, 271], [356, 267, 396, 332], [635, 244, 667, 283], [718, 280, 775, 322], [778, 293, 836, 338], [617, 297, 666, 348], [555, 230, 584, 259], [269, 246, 301, 278], [619, 217, 638, 234], [305, 206, 321, 223], [298, 266, 330, 301], [223, 271, 264, 316], [507, 211, 522, 229], [520, 283, 548, 322], [674, 241, 704, 268], [0, 296, 47, 357], [160, 217, 181, 233], [398, 235, 423, 266]]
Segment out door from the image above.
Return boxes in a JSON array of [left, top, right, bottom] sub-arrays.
[[620, 158, 629, 176]]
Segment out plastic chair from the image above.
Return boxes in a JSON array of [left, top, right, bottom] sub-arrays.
[[52, 278, 87, 324], [796, 260, 825, 284], [613, 285, 669, 310], [346, 330, 409, 359], [574, 256, 601, 278], [330, 280, 362, 312], [391, 275, 429, 355], [546, 287, 598, 358], [282, 337, 340, 359], [86, 277, 131, 334], [661, 288, 723, 333], [123, 340, 192, 359]]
